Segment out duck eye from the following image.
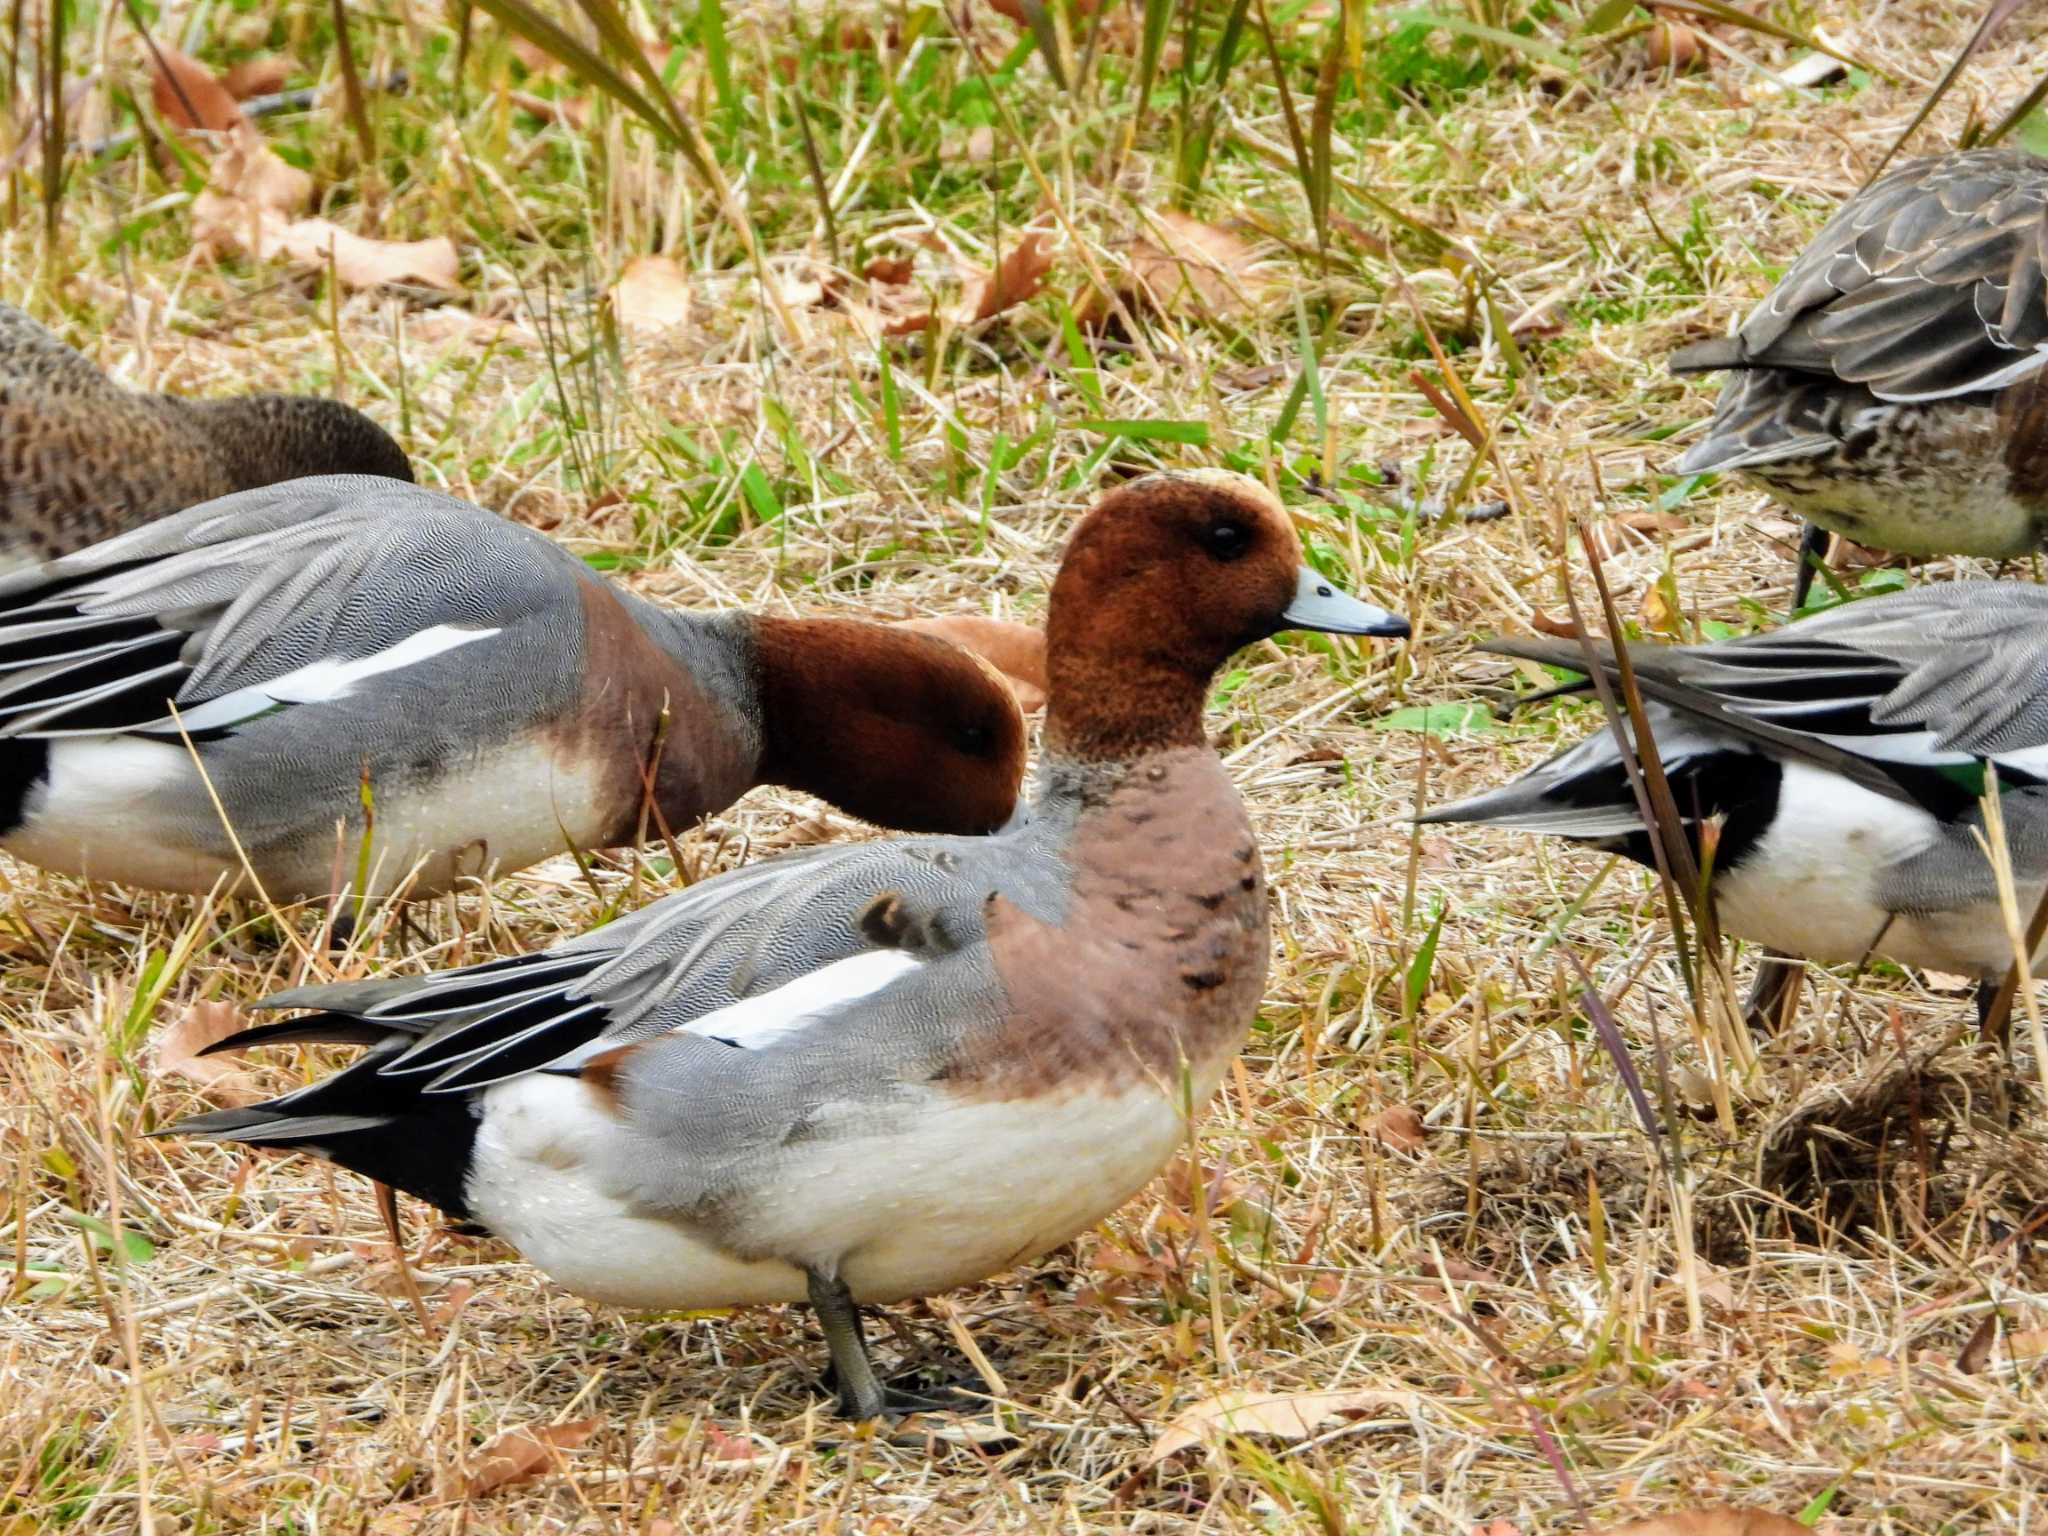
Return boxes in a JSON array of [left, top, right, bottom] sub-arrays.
[[1206, 521, 1252, 562], [954, 723, 992, 756]]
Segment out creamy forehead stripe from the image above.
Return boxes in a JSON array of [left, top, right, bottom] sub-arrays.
[[1158, 466, 1284, 514], [159, 623, 502, 733]]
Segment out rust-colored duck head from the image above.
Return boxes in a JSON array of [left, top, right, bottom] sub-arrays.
[[1042, 469, 1408, 758], [750, 616, 1029, 836]]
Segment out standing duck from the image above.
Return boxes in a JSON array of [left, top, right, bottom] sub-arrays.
[[0, 302, 411, 563], [1424, 583, 2048, 1023], [167, 470, 1409, 1418], [0, 475, 1029, 901], [1671, 149, 2048, 605]]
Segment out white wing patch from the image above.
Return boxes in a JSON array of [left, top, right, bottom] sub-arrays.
[[157, 623, 501, 734], [544, 949, 924, 1074], [682, 950, 923, 1050]]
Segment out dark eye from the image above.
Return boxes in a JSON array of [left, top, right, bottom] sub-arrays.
[[954, 723, 992, 756], [1206, 521, 1252, 562]]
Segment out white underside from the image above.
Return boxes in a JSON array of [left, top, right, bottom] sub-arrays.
[[1713, 761, 2036, 978], [4, 732, 618, 899], [464, 1065, 1220, 1310]]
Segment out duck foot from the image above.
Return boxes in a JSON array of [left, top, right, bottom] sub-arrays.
[[869, 1363, 991, 1418], [814, 1367, 991, 1420], [807, 1269, 989, 1420]]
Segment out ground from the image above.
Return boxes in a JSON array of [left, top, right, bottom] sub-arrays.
[[1, 0, 2046, 1531]]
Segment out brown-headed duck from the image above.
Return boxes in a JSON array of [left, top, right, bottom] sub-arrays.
[[0, 302, 412, 564], [0, 475, 1028, 900], [168, 469, 1409, 1418]]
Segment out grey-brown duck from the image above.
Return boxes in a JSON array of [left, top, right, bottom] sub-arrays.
[[0, 302, 411, 565], [1671, 148, 2048, 605]]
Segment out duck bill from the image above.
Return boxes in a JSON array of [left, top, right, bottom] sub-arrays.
[[1280, 566, 1410, 638]]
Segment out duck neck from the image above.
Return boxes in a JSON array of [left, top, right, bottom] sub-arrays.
[[1042, 648, 1209, 763], [598, 603, 774, 831], [634, 604, 771, 777]]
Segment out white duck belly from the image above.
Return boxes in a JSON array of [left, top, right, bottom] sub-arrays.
[[5, 733, 619, 899], [1711, 761, 2048, 978], [1711, 762, 1942, 966], [465, 1063, 1223, 1311]]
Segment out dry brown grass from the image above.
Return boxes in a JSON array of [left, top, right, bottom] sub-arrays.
[[3, 0, 2048, 1530]]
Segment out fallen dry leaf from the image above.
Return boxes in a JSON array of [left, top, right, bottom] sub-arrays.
[[154, 1000, 263, 1106], [1646, 17, 1707, 71], [1640, 580, 1681, 636], [1369, 1104, 1427, 1154], [1529, 610, 1583, 640], [702, 1421, 765, 1467], [175, 68, 454, 291], [1957, 1313, 1998, 1374], [149, 45, 242, 134], [869, 230, 1055, 337], [1129, 212, 1266, 318], [1920, 969, 1975, 993], [1613, 510, 1690, 537], [613, 254, 691, 334], [2005, 1326, 2048, 1361], [196, 192, 460, 290], [465, 1418, 600, 1496], [1086, 212, 1273, 330], [894, 615, 1048, 713], [223, 55, 294, 99], [206, 120, 313, 216], [1592, 1511, 1810, 1536], [1147, 1387, 1410, 1466], [967, 230, 1054, 322], [509, 89, 590, 130], [864, 254, 915, 285], [1474, 1523, 1524, 1536]]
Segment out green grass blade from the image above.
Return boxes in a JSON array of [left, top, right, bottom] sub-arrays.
[[1078, 417, 1211, 444], [1013, 0, 1071, 90], [1137, 0, 1175, 103], [699, 0, 737, 117], [1381, 8, 1575, 71], [466, 0, 679, 146], [1307, 33, 1341, 247]]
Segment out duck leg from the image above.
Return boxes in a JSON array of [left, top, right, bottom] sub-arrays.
[[807, 1269, 889, 1420], [1743, 951, 1804, 1033], [1789, 521, 1830, 611], [806, 1269, 989, 1419]]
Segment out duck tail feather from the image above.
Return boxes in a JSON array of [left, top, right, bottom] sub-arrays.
[[196, 1011, 404, 1056], [163, 1044, 481, 1220], [1419, 776, 1648, 840], [1669, 337, 1743, 373]]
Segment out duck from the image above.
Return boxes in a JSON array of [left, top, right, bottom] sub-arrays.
[[1670, 148, 2048, 606], [0, 302, 412, 564], [166, 469, 1410, 1419], [1423, 582, 2048, 1024], [0, 474, 1032, 902]]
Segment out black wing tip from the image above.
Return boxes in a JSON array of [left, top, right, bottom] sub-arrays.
[[194, 1011, 389, 1056]]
